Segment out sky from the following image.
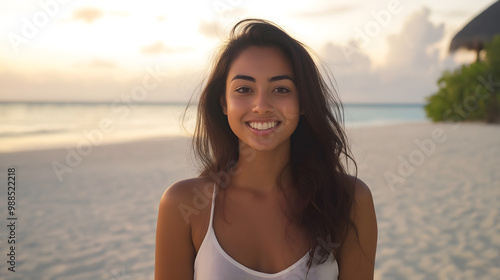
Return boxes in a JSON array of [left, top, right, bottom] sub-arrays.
[[0, 0, 497, 104]]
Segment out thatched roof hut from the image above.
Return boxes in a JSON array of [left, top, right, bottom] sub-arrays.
[[449, 1, 500, 62]]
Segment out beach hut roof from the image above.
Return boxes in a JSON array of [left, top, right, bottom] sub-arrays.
[[449, 1, 500, 56]]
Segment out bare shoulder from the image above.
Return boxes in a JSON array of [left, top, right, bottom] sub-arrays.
[[162, 177, 211, 196], [160, 177, 213, 206], [347, 175, 374, 205], [154, 177, 214, 280], [347, 176, 376, 228], [337, 175, 377, 279], [161, 177, 213, 204]]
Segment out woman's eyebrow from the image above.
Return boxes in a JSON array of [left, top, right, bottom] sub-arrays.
[[269, 75, 294, 83], [231, 75, 255, 82], [231, 74, 295, 82]]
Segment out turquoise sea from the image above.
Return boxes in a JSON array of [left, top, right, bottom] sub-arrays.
[[0, 102, 427, 152]]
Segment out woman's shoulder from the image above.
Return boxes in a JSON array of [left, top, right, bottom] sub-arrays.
[[160, 177, 215, 206], [337, 175, 377, 278], [159, 177, 216, 224], [155, 177, 213, 279], [347, 175, 372, 199]]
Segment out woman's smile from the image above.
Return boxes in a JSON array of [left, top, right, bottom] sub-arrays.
[[246, 121, 280, 130], [245, 120, 282, 136]]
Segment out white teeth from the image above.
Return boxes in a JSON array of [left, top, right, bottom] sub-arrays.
[[249, 121, 279, 130]]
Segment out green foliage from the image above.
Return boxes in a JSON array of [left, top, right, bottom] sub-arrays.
[[425, 35, 500, 123]]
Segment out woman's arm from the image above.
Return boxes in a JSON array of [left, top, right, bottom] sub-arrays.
[[338, 178, 378, 279], [155, 181, 196, 280]]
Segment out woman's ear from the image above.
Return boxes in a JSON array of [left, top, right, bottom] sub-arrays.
[[220, 95, 227, 115]]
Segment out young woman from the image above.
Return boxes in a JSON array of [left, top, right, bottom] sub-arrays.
[[155, 19, 377, 279]]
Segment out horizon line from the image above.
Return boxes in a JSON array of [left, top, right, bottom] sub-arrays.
[[0, 100, 427, 106]]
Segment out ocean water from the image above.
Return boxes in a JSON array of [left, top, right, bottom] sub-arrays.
[[0, 102, 427, 152], [343, 103, 427, 126]]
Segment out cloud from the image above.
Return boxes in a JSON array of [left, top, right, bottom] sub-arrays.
[[70, 59, 117, 69], [321, 41, 372, 73], [320, 41, 378, 102], [384, 7, 445, 73], [0, 67, 192, 103], [198, 20, 225, 39], [141, 41, 165, 54], [140, 41, 191, 54], [88, 59, 117, 69], [109, 11, 129, 17], [0, 70, 122, 102], [295, 5, 356, 17], [73, 7, 103, 23], [377, 7, 449, 102], [320, 7, 453, 103], [435, 9, 471, 19], [217, 6, 247, 19]]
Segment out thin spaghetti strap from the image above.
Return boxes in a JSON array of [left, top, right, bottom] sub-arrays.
[[208, 183, 217, 229]]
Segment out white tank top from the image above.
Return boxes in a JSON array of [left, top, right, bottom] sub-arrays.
[[194, 185, 339, 280]]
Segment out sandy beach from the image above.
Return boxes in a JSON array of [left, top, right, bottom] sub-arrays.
[[0, 122, 499, 280]]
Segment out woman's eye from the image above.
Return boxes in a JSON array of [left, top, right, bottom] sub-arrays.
[[274, 87, 290, 94], [236, 87, 251, 94]]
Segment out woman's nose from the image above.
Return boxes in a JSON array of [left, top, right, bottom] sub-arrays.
[[252, 90, 272, 114]]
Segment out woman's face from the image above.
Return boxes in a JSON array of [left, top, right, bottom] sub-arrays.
[[222, 46, 301, 152]]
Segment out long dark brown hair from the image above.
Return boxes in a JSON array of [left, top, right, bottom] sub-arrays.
[[191, 18, 358, 272]]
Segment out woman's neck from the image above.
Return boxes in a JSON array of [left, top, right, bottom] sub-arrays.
[[229, 141, 292, 195]]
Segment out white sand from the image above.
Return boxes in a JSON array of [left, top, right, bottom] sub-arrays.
[[0, 122, 499, 279], [348, 122, 500, 280]]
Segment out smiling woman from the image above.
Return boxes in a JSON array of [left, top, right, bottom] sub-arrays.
[[154, 19, 377, 280]]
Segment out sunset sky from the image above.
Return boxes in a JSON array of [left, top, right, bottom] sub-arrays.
[[0, 0, 496, 103]]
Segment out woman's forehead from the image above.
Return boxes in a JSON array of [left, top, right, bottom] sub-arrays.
[[228, 46, 293, 77]]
